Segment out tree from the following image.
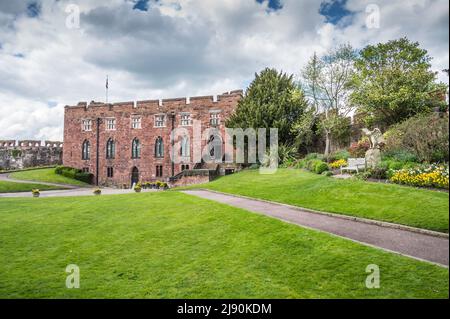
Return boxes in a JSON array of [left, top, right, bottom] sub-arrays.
[[299, 44, 356, 158], [350, 37, 447, 128], [226, 68, 308, 146]]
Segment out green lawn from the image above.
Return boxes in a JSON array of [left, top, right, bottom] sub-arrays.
[[0, 192, 447, 298], [0, 181, 63, 193], [190, 169, 449, 233], [10, 168, 89, 187]]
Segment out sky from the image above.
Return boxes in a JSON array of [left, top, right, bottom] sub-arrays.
[[0, 0, 448, 141]]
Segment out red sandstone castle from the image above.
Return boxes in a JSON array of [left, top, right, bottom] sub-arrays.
[[63, 90, 242, 187]]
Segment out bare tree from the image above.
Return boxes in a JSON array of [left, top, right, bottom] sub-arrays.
[[300, 44, 356, 157]]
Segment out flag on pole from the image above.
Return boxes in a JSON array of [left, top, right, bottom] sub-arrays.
[[106, 75, 109, 89]]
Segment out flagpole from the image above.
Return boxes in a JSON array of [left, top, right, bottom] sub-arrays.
[[106, 75, 109, 103]]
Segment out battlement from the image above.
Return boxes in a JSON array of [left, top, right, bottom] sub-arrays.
[[65, 89, 243, 112], [0, 140, 63, 149]]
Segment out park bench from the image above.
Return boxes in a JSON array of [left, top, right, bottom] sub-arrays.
[[341, 158, 366, 174]]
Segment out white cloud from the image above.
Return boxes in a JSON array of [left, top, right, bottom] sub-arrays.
[[0, 0, 448, 140]]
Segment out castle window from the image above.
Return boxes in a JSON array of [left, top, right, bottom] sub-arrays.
[[156, 165, 163, 177], [155, 136, 164, 158], [181, 164, 190, 171], [209, 112, 220, 126], [131, 116, 141, 129], [107, 167, 114, 178], [155, 114, 166, 127], [106, 138, 115, 159], [180, 113, 191, 126], [132, 138, 141, 159], [106, 118, 116, 130], [82, 140, 90, 160], [82, 119, 92, 131], [82, 167, 89, 173], [180, 136, 190, 157]]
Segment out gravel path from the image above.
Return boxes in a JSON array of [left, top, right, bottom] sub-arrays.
[[182, 190, 449, 267]]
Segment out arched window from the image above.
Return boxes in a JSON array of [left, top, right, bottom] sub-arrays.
[[132, 138, 141, 159], [82, 140, 90, 160], [155, 136, 164, 158], [208, 134, 222, 161], [180, 136, 190, 157], [106, 138, 115, 159]]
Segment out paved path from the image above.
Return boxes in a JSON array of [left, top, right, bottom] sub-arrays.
[[182, 190, 449, 267]]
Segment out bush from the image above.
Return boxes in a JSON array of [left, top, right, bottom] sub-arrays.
[[322, 171, 333, 177], [383, 149, 418, 163], [384, 113, 449, 162], [329, 150, 350, 161], [55, 166, 93, 184], [368, 167, 388, 179], [314, 162, 329, 174], [348, 139, 370, 158], [305, 153, 324, 161]]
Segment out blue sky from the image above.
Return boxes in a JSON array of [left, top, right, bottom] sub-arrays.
[[0, 0, 448, 140]]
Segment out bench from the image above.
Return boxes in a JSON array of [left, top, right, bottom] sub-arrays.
[[341, 158, 366, 174]]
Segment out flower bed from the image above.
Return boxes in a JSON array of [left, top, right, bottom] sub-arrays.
[[389, 164, 449, 190], [329, 159, 347, 169]]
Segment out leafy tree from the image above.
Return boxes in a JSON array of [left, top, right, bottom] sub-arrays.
[[299, 44, 356, 158], [227, 68, 308, 145], [350, 37, 447, 128]]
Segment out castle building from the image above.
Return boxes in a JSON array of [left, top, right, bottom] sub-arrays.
[[63, 90, 242, 187]]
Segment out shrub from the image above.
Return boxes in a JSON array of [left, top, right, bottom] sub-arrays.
[[329, 150, 350, 161], [383, 149, 418, 163], [31, 189, 40, 197], [55, 166, 93, 184], [348, 139, 370, 158], [389, 163, 449, 189], [329, 159, 347, 169], [93, 188, 102, 195], [305, 153, 324, 160], [314, 162, 329, 174], [322, 171, 333, 177], [134, 184, 142, 193], [368, 167, 388, 179], [384, 113, 449, 162]]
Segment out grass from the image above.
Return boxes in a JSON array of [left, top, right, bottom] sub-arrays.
[[0, 181, 63, 193], [0, 192, 448, 298], [188, 169, 449, 233], [10, 168, 89, 187]]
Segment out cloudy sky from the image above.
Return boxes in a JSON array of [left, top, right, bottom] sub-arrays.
[[0, 0, 448, 141]]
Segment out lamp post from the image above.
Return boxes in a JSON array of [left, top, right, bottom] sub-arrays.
[[95, 117, 103, 186], [170, 111, 175, 177]]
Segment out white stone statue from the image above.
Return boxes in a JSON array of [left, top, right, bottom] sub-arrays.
[[362, 128, 385, 169]]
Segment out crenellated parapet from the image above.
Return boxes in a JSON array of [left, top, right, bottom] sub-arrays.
[[0, 140, 63, 149], [64, 90, 243, 112]]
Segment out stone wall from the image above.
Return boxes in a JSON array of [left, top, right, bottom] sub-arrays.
[[0, 140, 63, 170]]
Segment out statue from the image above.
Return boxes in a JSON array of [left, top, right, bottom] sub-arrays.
[[362, 128, 385, 169]]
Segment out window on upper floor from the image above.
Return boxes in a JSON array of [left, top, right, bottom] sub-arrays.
[[82, 119, 92, 131], [131, 116, 141, 129], [209, 112, 221, 126], [180, 113, 191, 126], [155, 114, 166, 127], [106, 118, 116, 130]]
